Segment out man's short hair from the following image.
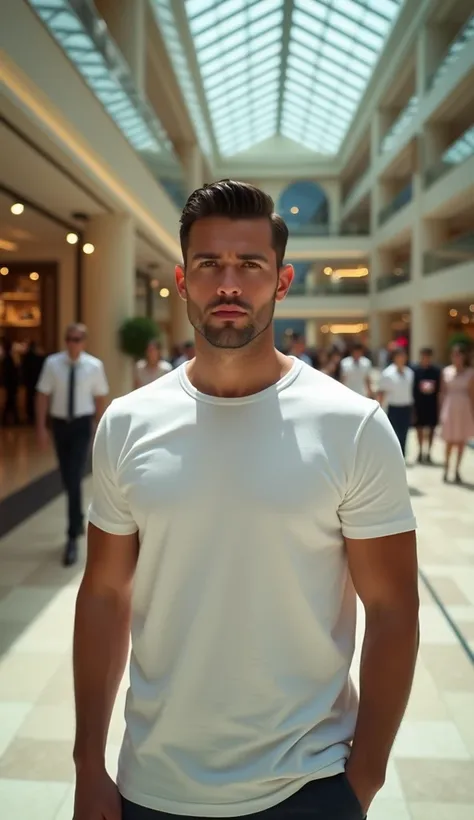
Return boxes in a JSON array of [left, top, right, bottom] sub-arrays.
[[420, 347, 433, 356], [179, 179, 289, 268], [65, 323, 87, 339]]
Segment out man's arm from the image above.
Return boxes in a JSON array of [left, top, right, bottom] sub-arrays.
[[35, 358, 53, 448], [94, 395, 107, 425], [73, 524, 138, 772], [344, 530, 419, 811]]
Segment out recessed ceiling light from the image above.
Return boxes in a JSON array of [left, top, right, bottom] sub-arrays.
[[66, 232, 79, 245], [323, 267, 332, 275], [290, 206, 299, 214], [0, 266, 9, 276], [82, 243, 95, 254], [159, 287, 170, 298], [11, 202, 24, 215], [449, 309, 458, 317], [29, 271, 40, 281]]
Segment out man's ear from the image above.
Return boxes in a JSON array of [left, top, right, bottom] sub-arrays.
[[175, 265, 186, 300], [275, 264, 294, 302]]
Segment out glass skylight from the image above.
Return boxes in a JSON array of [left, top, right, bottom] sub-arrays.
[[281, 0, 404, 153], [27, 0, 186, 207], [179, 0, 404, 156]]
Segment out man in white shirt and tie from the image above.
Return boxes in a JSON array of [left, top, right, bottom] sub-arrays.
[[36, 323, 109, 566]]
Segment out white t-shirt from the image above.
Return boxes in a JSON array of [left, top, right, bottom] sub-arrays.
[[379, 364, 414, 406], [89, 360, 416, 817], [340, 355, 372, 395], [134, 359, 172, 387], [37, 351, 108, 418]]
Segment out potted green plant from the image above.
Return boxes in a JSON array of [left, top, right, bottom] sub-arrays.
[[119, 316, 160, 360]]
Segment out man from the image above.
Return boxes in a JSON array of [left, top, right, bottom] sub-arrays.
[[412, 347, 441, 463], [36, 323, 108, 566], [73, 181, 419, 820], [340, 343, 373, 397], [287, 330, 312, 365], [173, 339, 195, 367]]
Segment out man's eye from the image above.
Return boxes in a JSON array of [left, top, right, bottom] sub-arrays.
[[242, 261, 260, 269], [199, 260, 217, 267]]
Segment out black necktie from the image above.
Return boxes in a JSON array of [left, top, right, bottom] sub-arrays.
[[68, 363, 76, 420]]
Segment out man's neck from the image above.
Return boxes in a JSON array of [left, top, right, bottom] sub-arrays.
[[187, 333, 293, 398]]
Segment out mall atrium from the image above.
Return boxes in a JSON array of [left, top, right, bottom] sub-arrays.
[[0, 1, 474, 818]]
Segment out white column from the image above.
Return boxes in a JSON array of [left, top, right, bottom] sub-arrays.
[[305, 319, 318, 348], [170, 291, 193, 346], [410, 303, 447, 363], [369, 311, 392, 353], [183, 143, 203, 195], [95, 0, 146, 94], [83, 214, 135, 398]]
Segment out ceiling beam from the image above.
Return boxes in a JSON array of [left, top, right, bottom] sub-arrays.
[[166, 0, 220, 163], [277, 0, 294, 133]]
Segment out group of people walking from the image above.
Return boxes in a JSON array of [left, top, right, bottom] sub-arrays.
[[322, 340, 474, 482]]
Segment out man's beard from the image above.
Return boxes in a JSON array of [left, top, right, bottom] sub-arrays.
[[186, 295, 276, 350]]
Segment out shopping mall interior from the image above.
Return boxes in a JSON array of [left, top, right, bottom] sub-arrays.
[[0, 0, 474, 817]]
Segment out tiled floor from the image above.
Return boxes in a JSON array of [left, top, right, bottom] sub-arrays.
[[0, 428, 56, 501], [0, 433, 473, 819]]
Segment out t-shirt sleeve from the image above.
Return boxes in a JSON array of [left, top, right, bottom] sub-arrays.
[[338, 405, 417, 540], [88, 408, 138, 536], [92, 361, 109, 397], [36, 358, 54, 395]]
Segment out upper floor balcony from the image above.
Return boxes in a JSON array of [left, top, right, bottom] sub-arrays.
[[426, 14, 474, 95], [424, 231, 474, 276], [286, 223, 371, 261], [424, 126, 474, 189], [376, 267, 411, 292], [378, 183, 413, 227]]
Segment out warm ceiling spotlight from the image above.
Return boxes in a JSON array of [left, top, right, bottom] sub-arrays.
[[0, 266, 9, 275], [11, 202, 24, 215], [290, 206, 299, 214], [150, 279, 159, 289], [461, 315, 469, 324], [82, 242, 95, 254], [449, 308, 458, 317], [29, 271, 40, 281], [66, 232, 79, 245], [321, 324, 330, 333], [159, 287, 170, 298], [323, 267, 332, 275]]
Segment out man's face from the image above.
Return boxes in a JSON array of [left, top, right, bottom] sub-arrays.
[[352, 348, 363, 361], [65, 330, 86, 359], [420, 352, 432, 367], [175, 217, 293, 350]]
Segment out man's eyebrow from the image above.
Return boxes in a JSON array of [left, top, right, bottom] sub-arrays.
[[191, 252, 269, 262]]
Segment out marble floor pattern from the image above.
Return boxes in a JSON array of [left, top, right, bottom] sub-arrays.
[[0, 432, 473, 819]]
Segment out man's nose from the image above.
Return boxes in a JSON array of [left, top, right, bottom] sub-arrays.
[[217, 267, 243, 296]]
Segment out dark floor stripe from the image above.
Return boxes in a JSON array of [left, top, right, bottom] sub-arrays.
[[418, 567, 474, 665], [0, 459, 91, 538]]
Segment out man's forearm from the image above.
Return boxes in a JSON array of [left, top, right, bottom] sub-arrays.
[[348, 609, 419, 789], [94, 396, 107, 425], [36, 392, 49, 429], [73, 585, 131, 772]]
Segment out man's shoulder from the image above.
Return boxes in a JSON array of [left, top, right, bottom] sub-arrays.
[[44, 351, 64, 366], [82, 352, 104, 369], [107, 367, 181, 418], [296, 363, 377, 419]]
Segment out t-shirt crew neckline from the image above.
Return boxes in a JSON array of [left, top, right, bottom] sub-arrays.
[[178, 355, 304, 406]]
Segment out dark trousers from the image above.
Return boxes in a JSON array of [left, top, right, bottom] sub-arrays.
[[51, 416, 93, 539], [387, 405, 412, 457], [2, 386, 19, 426], [121, 775, 365, 819]]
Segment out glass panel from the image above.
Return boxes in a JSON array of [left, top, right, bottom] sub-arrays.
[[28, 0, 187, 205]]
